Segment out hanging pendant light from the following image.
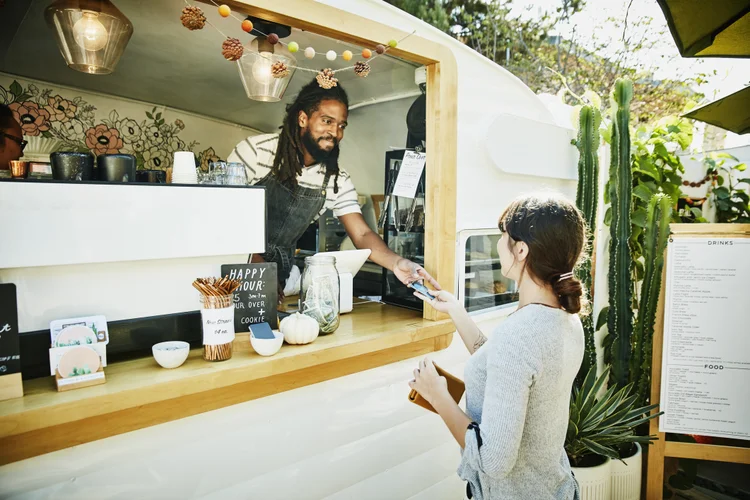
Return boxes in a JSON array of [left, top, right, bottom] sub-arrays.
[[236, 17, 295, 102], [237, 37, 297, 102], [45, 0, 134, 75]]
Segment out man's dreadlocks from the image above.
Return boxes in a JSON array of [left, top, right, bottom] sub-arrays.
[[272, 78, 349, 194]]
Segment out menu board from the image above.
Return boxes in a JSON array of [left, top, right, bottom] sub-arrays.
[[0, 284, 20, 376], [660, 237, 750, 440], [221, 263, 278, 331]]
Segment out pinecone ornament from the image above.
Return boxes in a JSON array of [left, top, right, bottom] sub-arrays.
[[354, 61, 371, 78], [180, 6, 206, 30], [222, 37, 244, 61], [271, 61, 290, 79], [316, 68, 338, 89]]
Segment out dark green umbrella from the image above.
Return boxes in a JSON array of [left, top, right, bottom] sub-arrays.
[[683, 86, 750, 134], [657, 0, 750, 57]]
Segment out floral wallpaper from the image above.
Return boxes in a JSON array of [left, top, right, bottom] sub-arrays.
[[0, 77, 248, 172]]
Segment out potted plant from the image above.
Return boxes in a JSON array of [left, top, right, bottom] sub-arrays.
[[566, 366, 662, 500]]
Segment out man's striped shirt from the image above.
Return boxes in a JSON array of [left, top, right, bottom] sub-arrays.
[[227, 133, 361, 219]]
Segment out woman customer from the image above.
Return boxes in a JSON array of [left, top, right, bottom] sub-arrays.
[[409, 193, 586, 499]]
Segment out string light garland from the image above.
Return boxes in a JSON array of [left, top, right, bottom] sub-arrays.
[[180, 1, 416, 87]]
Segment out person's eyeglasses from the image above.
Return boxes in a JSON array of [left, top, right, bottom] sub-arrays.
[[1, 132, 27, 151]]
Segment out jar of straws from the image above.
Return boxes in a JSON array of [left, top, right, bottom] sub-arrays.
[[192, 277, 240, 361]]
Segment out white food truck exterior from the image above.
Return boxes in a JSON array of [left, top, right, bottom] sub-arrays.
[[0, 1, 580, 497]]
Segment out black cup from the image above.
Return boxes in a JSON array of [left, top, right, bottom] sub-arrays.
[[135, 169, 166, 183], [97, 154, 136, 182], [50, 152, 95, 181]]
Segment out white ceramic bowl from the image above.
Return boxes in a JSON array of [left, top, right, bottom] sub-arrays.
[[250, 330, 284, 357], [152, 341, 190, 369]]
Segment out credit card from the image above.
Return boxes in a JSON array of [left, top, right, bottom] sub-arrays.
[[409, 281, 436, 300]]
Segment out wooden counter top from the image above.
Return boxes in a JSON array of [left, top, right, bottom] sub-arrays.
[[0, 302, 453, 465]]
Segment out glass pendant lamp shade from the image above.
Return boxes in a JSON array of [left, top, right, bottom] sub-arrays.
[[237, 38, 297, 102], [45, 0, 134, 75]]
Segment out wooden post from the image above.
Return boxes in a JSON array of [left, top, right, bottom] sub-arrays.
[[646, 254, 668, 499]]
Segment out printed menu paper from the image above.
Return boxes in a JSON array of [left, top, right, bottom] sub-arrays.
[[660, 237, 750, 440], [392, 151, 426, 199]]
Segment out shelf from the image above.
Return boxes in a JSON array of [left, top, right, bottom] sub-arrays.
[[0, 302, 454, 465]]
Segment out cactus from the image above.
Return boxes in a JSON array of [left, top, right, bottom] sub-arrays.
[[574, 104, 602, 386], [632, 194, 672, 407], [607, 78, 634, 390]]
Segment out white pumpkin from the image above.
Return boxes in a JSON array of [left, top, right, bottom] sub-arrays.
[[280, 313, 319, 345]]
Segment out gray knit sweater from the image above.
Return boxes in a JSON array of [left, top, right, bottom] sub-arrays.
[[458, 304, 584, 500]]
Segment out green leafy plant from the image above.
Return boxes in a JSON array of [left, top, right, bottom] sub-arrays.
[[606, 78, 635, 391], [630, 117, 695, 259], [566, 365, 662, 467], [573, 103, 602, 387], [704, 153, 750, 223]]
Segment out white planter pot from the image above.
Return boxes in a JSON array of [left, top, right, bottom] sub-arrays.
[[611, 443, 642, 500], [572, 457, 612, 500]]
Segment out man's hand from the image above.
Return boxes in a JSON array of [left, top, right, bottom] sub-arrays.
[[392, 258, 441, 290]]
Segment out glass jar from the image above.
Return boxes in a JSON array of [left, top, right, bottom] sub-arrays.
[[225, 162, 248, 186], [209, 161, 227, 185], [300, 255, 340, 334]]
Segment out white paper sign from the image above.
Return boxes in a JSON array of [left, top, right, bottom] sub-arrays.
[[660, 237, 750, 440], [201, 307, 236, 345], [391, 151, 426, 199]]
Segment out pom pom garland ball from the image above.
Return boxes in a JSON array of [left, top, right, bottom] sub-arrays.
[[288, 41, 299, 53], [388, 39, 398, 48], [218, 4, 230, 17], [241, 20, 253, 33], [361, 48, 372, 59], [326, 50, 337, 61], [375, 44, 386, 55], [305, 46, 316, 59], [267, 33, 279, 45], [342, 50, 353, 61]]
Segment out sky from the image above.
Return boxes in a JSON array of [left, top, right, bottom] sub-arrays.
[[509, 0, 750, 149], [510, 0, 750, 101]]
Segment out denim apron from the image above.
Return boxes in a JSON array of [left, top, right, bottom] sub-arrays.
[[256, 170, 331, 286]]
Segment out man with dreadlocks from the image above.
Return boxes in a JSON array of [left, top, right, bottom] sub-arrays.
[[228, 77, 438, 302]]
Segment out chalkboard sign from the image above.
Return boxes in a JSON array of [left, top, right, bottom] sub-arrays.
[[221, 263, 278, 330], [0, 284, 20, 375]]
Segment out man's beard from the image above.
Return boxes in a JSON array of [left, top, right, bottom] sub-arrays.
[[301, 129, 340, 164]]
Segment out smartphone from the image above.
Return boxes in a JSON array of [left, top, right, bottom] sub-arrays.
[[409, 281, 436, 300]]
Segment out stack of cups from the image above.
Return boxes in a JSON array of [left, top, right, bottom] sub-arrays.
[[172, 151, 198, 184]]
